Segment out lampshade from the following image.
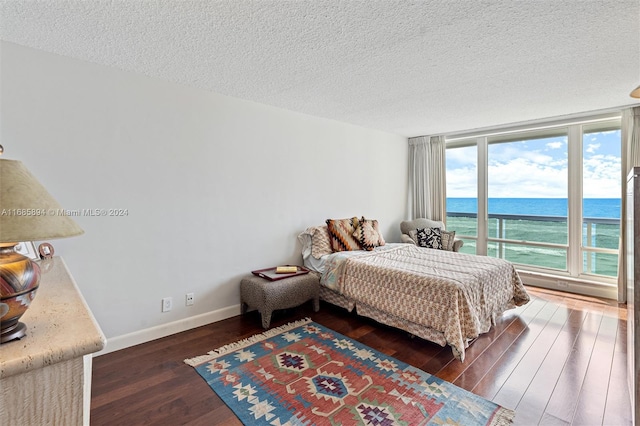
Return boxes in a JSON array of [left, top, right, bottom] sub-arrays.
[[632, 85, 640, 99], [0, 155, 83, 342], [0, 158, 84, 242]]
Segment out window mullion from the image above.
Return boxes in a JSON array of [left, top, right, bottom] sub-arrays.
[[567, 124, 583, 277], [477, 136, 488, 256]]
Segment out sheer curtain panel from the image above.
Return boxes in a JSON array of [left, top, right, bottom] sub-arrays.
[[408, 135, 446, 221], [618, 106, 640, 301]]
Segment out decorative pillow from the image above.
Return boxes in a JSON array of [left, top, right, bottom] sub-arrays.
[[441, 230, 456, 251], [326, 217, 361, 252], [309, 225, 333, 258], [353, 217, 386, 251], [416, 227, 442, 250], [410, 227, 439, 245]]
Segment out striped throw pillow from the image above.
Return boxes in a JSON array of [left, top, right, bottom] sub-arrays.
[[326, 217, 361, 252], [353, 217, 385, 250]]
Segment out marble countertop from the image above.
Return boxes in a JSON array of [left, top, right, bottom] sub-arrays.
[[0, 256, 106, 379]]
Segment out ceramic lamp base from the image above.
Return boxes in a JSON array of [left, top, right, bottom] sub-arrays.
[[1, 321, 26, 343], [0, 245, 41, 343]]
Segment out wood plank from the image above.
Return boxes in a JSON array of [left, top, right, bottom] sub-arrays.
[[602, 308, 632, 426], [490, 304, 571, 410], [542, 310, 603, 423], [571, 314, 620, 425], [471, 297, 561, 401], [446, 297, 547, 389], [513, 308, 593, 424]]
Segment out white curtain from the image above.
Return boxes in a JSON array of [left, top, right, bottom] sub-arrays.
[[408, 135, 446, 221], [618, 106, 640, 302]]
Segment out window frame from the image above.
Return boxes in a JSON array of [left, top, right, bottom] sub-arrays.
[[445, 113, 621, 286]]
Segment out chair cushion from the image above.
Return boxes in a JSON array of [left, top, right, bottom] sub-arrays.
[[400, 218, 445, 236]]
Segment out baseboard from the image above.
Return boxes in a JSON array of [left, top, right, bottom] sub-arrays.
[[94, 304, 242, 356], [518, 271, 619, 300]]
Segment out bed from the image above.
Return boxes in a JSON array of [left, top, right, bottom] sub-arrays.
[[299, 219, 530, 362]]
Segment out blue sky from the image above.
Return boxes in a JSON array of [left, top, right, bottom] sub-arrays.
[[446, 130, 621, 198]]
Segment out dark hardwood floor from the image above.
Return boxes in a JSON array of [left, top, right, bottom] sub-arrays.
[[91, 286, 632, 425]]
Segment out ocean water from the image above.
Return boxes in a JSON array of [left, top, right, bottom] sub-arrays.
[[445, 198, 620, 277], [447, 198, 620, 219]]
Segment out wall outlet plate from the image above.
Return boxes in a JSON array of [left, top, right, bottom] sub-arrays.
[[186, 293, 194, 306], [162, 297, 172, 312]]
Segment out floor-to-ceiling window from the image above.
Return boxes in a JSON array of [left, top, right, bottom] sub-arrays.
[[445, 144, 478, 253], [488, 130, 569, 270], [445, 115, 621, 285], [581, 121, 621, 278]]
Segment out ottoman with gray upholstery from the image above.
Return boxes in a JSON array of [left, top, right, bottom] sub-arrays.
[[240, 272, 320, 328]]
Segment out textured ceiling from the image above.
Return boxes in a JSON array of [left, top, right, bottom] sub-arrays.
[[1, 1, 639, 137]]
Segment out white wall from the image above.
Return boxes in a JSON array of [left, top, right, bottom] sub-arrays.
[[1, 41, 408, 352]]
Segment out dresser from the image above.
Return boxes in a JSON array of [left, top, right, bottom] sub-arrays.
[[0, 256, 106, 425]]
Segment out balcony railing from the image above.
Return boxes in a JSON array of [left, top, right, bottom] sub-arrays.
[[446, 212, 620, 277]]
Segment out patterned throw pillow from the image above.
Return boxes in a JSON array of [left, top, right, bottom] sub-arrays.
[[441, 230, 456, 251], [310, 226, 333, 258], [326, 217, 361, 252], [353, 217, 386, 251], [416, 227, 442, 250]]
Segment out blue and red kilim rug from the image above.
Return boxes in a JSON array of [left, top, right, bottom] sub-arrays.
[[185, 318, 514, 425]]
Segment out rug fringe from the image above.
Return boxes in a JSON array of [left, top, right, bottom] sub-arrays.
[[489, 406, 516, 426], [184, 317, 312, 367]]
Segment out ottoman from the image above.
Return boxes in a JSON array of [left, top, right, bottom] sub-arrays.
[[240, 272, 320, 328]]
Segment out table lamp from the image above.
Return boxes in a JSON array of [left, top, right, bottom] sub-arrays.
[[0, 146, 84, 342]]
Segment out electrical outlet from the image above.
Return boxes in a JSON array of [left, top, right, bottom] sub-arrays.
[[557, 280, 568, 288], [186, 293, 194, 306], [162, 297, 172, 312]]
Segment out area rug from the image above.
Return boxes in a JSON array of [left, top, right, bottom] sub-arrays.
[[185, 318, 514, 425]]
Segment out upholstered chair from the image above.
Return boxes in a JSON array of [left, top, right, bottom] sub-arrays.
[[400, 218, 464, 252]]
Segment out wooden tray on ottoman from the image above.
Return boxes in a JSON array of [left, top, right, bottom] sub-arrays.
[[251, 265, 310, 281]]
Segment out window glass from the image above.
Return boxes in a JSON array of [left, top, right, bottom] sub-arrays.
[[487, 135, 568, 252], [488, 241, 567, 270], [446, 144, 477, 253], [582, 124, 621, 277], [445, 117, 621, 282]]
